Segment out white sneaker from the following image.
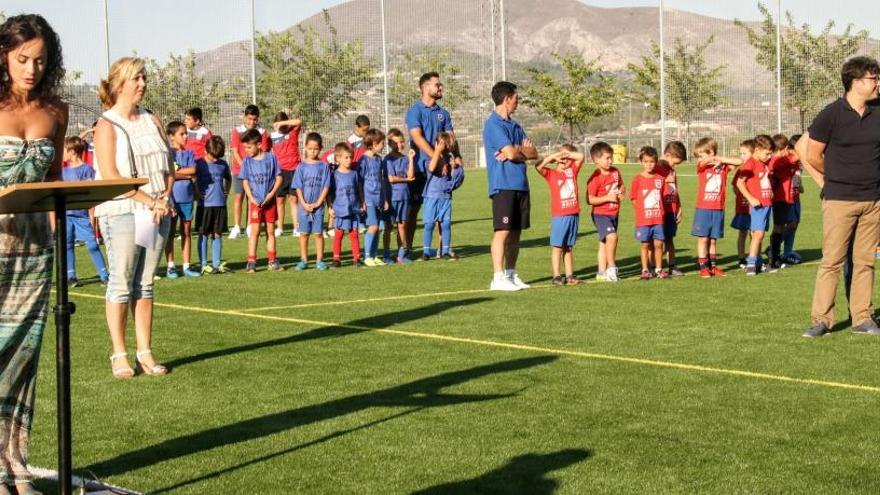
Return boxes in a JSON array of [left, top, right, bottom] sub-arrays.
[[274, 227, 283, 237], [246, 225, 252, 238], [606, 266, 619, 282], [507, 271, 531, 289], [293, 228, 301, 237], [228, 225, 241, 239], [490, 275, 521, 291], [322, 230, 330, 238]]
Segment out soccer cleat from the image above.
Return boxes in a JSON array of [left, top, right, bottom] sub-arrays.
[[745, 265, 757, 276], [711, 266, 727, 277], [640, 270, 652, 281], [268, 260, 284, 271], [228, 225, 241, 239], [373, 257, 387, 266], [358, 226, 366, 234], [294, 260, 308, 271], [551, 275, 565, 286], [245, 261, 257, 273], [292, 228, 302, 237], [669, 267, 685, 277], [509, 272, 531, 289], [851, 319, 880, 336], [656, 270, 670, 279], [316, 260, 329, 271], [322, 230, 330, 238], [166, 267, 179, 279], [352, 259, 363, 268], [605, 267, 619, 282], [397, 255, 413, 264], [738, 258, 748, 269], [201, 265, 216, 275], [183, 267, 201, 277], [802, 322, 830, 338], [332, 259, 342, 268], [596, 273, 608, 282], [565, 276, 582, 286], [363, 257, 378, 267], [490, 275, 521, 292], [421, 253, 431, 261], [383, 256, 396, 265], [217, 262, 233, 274], [274, 227, 283, 237], [699, 267, 712, 278]]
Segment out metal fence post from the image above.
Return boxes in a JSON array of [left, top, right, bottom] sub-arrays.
[[500, 0, 507, 81], [249, 0, 257, 105], [659, 0, 666, 148], [380, 0, 390, 133], [776, 0, 783, 133], [103, 0, 110, 75]]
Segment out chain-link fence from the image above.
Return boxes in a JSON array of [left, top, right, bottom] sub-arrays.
[[7, 0, 876, 163]]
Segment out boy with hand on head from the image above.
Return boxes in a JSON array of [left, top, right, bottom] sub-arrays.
[[736, 134, 776, 276], [229, 104, 271, 240], [358, 128, 391, 266], [165, 121, 200, 278], [184, 107, 212, 160], [655, 141, 687, 276], [195, 136, 232, 274], [586, 141, 625, 282], [239, 128, 283, 272], [631, 146, 668, 280], [271, 111, 302, 238], [768, 133, 798, 269], [536, 144, 584, 285], [330, 143, 364, 267], [422, 132, 465, 261], [61, 136, 109, 286], [691, 137, 743, 278], [383, 129, 416, 263], [731, 139, 755, 268], [785, 134, 805, 263], [291, 132, 331, 271]]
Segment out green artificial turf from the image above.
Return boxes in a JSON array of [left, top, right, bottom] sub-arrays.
[[27, 164, 880, 494]]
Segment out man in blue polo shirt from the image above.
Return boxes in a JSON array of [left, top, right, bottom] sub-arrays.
[[483, 81, 538, 291], [406, 72, 454, 256]]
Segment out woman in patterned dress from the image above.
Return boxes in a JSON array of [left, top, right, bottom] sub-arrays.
[[0, 14, 68, 495]]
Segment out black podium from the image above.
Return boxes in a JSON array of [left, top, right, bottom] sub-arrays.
[[0, 178, 147, 495]]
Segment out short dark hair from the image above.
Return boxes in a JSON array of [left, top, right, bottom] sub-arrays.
[[639, 146, 659, 161], [363, 128, 386, 148], [740, 139, 756, 152], [387, 128, 405, 144], [273, 111, 289, 123], [64, 136, 85, 157], [419, 72, 440, 87], [789, 134, 802, 148], [244, 104, 260, 117], [0, 14, 65, 104], [842, 56, 880, 92], [589, 141, 613, 158], [354, 115, 371, 128], [491, 81, 517, 105], [663, 141, 687, 161], [305, 132, 323, 148], [205, 135, 225, 158], [754, 134, 776, 152], [772, 133, 791, 151], [240, 128, 262, 145], [186, 107, 203, 122], [165, 120, 185, 136]]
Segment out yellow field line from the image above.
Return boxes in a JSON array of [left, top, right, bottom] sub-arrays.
[[67, 289, 880, 394]]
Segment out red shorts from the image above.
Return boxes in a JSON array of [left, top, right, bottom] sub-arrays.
[[249, 202, 278, 225]]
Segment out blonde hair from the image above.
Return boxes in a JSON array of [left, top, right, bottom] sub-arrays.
[[98, 57, 145, 109], [436, 132, 459, 156]]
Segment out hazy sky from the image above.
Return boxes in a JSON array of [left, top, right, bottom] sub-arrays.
[[3, 0, 877, 83]]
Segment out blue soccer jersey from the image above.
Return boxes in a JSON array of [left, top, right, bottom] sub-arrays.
[[61, 164, 95, 217], [331, 169, 361, 217], [195, 158, 231, 207], [406, 100, 453, 173], [171, 149, 197, 204], [483, 111, 529, 197], [383, 154, 411, 201], [239, 152, 281, 204], [292, 160, 331, 204], [358, 154, 388, 207]]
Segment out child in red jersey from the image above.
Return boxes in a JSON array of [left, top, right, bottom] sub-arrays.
[[731, 140, 755, 268], [736, 134, 776, 276], [184, 107, 213, 160], [536, 144, 584, 285], [691, 137, 743, 278], [270, 111, 302, 238], [768, 133, 798, 269], [631, 146, 668, 280], [655, 141, 687, 276], [586, 141, 625, 282], [784, 134, 805, 264]]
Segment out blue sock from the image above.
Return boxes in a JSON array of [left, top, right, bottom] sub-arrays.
[[212, 236, 222, 268], [440, 221, 451, 255], [783, 227, 796, 255], [198, 235, 208, 267], [365, 231, 375, 258], [746, 255, 758, 267], [398, 246, 406, 258]]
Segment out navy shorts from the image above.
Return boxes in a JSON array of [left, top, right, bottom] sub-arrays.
[[389, 200, 409, 224], [691, 208, 725, 239], [278, 170, 294, 196], [174, 201, 194, 222], [635, 225, 665, 242], [663, 212, 678, 239], [550, 214, 579, 247], [749, 205, 771, 232], [592, 214, 618, 242], [772, 202, 795, 225], [730, 213, 750, 231], [297, 206, 325, 234]]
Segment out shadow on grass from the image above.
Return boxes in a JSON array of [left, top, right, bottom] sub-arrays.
[[412, 448, 591, 495], [164, 297, 492, 370], [91, 355, 557, 488]]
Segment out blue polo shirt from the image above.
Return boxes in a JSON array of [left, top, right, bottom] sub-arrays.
[[483, 111, 529, 197], [405, 100, 454, 173]]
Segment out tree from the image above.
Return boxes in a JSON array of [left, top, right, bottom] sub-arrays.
[[387, 48, 474, 112], [253, 10, 376, 129], [735, 2, 869, 132], [523, 52, 619, 141], [628, 36, 727, 140], [141, 50, 241, 126]]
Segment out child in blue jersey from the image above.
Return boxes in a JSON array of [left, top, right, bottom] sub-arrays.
[[240, 128, 283, 272], [292, 132, 331, 271], [383, 128, 416, 263], [195, 136, 232, 274], [330, 143, 364, 267], [358, 128, 390, 267], [62, 136, 108, 286], [165, 121, 200, 278], [423, 132, 465, 260]]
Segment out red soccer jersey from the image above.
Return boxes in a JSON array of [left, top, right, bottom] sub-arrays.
[[654, 161, 681, 215], [270, 126, 301, 172], [587, 167, 624, 217], [230, 125, 271, 175], [770, 154, 797, 204], [695, 162, 731, 210], [739, 157, 773, 207], [630, 173, 666, 227], [541, 161, 581, 216], [732, 169, 750, 215], [185, 125, 213, 160]]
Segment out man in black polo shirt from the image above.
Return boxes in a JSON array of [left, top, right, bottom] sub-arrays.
[[803, 56, 880, 338]]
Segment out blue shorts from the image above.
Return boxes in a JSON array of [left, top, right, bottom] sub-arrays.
[[174, 202, 194, 221], [364, 205, 386, 227], [663, 212, 678, 239], [635, 225, 665, 242], [389, 200, 409, 224], [773, 202, 795, 225], [731, 213, 751, 231], [591, 214, 618, 242], [334, 215, 359, 232], [550, 214, 579, 247], [792, 198, 801, 223], [749, 205, 772, 232], [297, 206, 325, 234], [691, 208, 725, 239], [422, 197, 452, 225]]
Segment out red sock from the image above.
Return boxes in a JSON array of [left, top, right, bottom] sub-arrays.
[[333, 229, 344, 260], [350, 230, 361, 261], [268, 251, 276, 262], [247, 255, 256, 263]]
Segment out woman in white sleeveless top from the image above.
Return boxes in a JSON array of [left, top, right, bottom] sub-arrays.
[[93, 57, 172, 378]]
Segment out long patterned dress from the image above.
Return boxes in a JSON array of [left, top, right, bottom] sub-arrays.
[[0, 136, 55, 484]]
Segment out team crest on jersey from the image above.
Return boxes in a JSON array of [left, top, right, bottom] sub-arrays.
[[654, 179, 663, 189], [437, 113, 445, 122]]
